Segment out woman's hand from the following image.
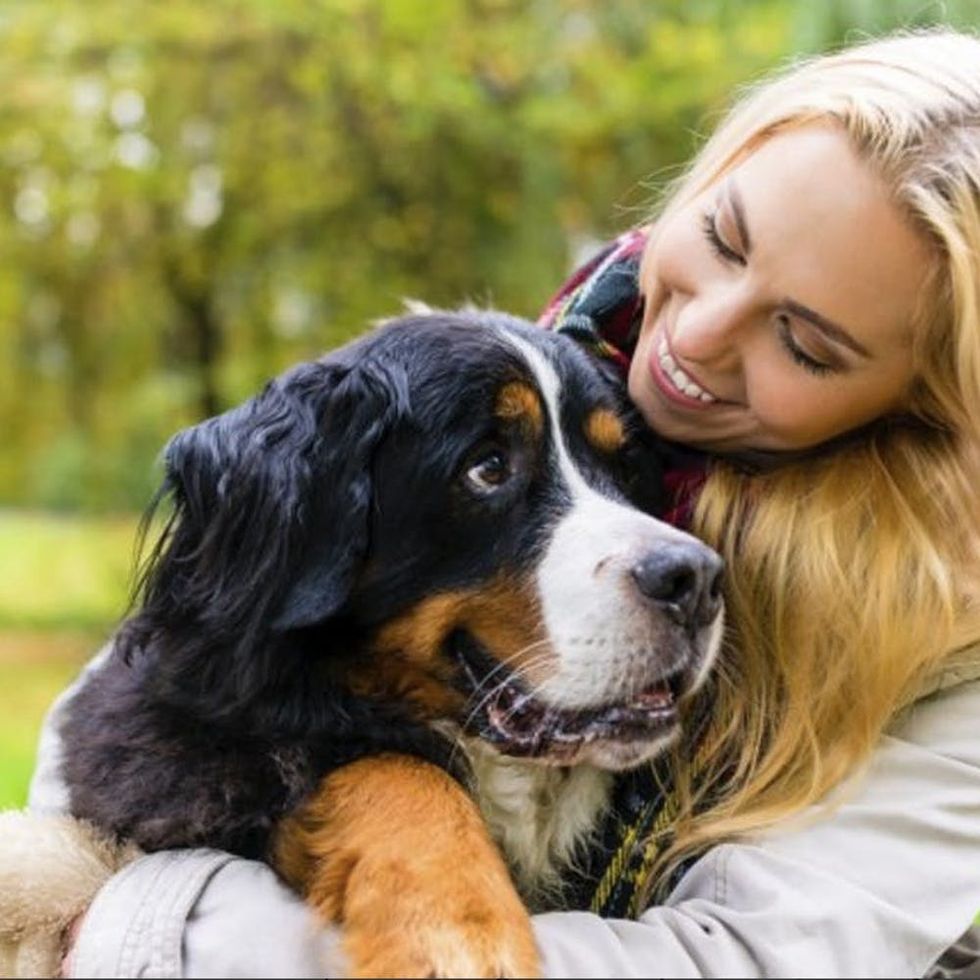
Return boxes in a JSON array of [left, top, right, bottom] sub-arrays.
[[59, 911, 86, 978]]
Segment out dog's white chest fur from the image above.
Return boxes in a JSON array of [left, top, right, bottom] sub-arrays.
[[463, 737, 614, 909]]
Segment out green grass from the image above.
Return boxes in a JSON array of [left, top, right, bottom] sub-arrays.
[[0, 510, 141, 631], [0, 510, 141, 807]]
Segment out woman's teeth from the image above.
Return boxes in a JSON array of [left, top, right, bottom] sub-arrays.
[[658, 337, 717, 403]]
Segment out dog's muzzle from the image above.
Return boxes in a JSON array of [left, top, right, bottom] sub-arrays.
[[454, 522, 724, 769]]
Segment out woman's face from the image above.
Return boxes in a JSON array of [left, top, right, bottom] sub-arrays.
[[629, 125, 935, 454]]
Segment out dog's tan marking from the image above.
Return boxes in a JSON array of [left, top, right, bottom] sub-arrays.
[[273, 756, 540, 978], [353, 591, 466, 716], [495, 381, 543, 437], [584, 407, 625, 454], [458, 575, 554, 685], [355, 577, 555, 716], [371, 592, 466, 666]]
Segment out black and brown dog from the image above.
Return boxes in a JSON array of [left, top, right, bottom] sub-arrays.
[[60, 309, 723, 977]]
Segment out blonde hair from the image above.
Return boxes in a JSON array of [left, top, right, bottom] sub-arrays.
[[647, 28, 980, 891]]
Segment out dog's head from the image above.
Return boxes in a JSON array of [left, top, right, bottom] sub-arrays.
[[131, 310, 722, 771]]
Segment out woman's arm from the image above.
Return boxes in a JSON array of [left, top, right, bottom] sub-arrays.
[[67, 849, 345, 978]]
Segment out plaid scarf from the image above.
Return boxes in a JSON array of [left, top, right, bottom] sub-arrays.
[[538, 228, 713, 917]]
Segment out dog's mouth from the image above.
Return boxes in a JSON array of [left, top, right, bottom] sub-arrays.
[[450, 631, 686, 761]]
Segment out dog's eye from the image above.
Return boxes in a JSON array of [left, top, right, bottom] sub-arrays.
[[465, 449, 512, 493]]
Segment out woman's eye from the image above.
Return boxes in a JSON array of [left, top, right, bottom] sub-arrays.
[[776, 315, 838, 376], [700, 208, 745, 267], [465, 450, 512, 493]]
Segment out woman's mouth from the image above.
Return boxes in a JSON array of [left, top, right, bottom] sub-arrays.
[[650, 333, 721, 408]]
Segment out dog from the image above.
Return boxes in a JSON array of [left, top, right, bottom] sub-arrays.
[[55, 308, 724, 977]]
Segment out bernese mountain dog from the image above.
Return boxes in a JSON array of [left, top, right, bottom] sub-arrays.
[[59, 309, 724, 978]]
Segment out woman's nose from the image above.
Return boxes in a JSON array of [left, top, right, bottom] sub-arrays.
[[671, 285, 754, 364]]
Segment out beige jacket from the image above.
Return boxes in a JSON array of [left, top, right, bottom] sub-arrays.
[[29, 653, 980, 978]]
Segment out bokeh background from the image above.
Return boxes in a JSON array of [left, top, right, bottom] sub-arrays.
[[3, 0, 980, 807]]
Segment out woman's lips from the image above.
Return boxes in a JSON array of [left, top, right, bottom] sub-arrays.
[[648, 332, 724, 409]]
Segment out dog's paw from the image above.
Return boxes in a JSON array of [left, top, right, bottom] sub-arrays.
[[274, 755, 541, 979], [339, 847, 539, 978]]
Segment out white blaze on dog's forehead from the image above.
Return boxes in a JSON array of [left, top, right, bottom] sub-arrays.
[[494, 331, 594, 501], [495, 328, 693, 537]]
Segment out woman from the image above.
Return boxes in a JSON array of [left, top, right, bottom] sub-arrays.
[[30, 26, 980, 977]]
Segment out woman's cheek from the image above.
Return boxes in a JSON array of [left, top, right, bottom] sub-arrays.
[[743, 374, 818, 449], [754, 387, 847, 449]]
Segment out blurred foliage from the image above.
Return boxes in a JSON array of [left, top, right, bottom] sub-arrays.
[[1, 0, 979, 512], [0, 509, 137, 805]]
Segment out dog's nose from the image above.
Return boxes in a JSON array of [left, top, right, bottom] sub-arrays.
[[631, 543, 724, 628]]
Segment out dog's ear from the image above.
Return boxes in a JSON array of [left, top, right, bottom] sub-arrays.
[[155, 356, 407, 638], [269, 361, 409, 630]]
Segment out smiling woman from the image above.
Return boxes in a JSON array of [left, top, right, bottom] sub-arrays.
[[584, 32, 980, 937]]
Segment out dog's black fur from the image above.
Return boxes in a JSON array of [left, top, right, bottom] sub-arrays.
[[61, 310, 674, 860]]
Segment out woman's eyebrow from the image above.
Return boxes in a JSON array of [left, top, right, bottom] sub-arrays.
[[727, 177, 871, 359], [781, 299, 872, 357]]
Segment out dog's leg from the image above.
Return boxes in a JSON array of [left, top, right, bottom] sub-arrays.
[[273, 754, 541, 979]]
